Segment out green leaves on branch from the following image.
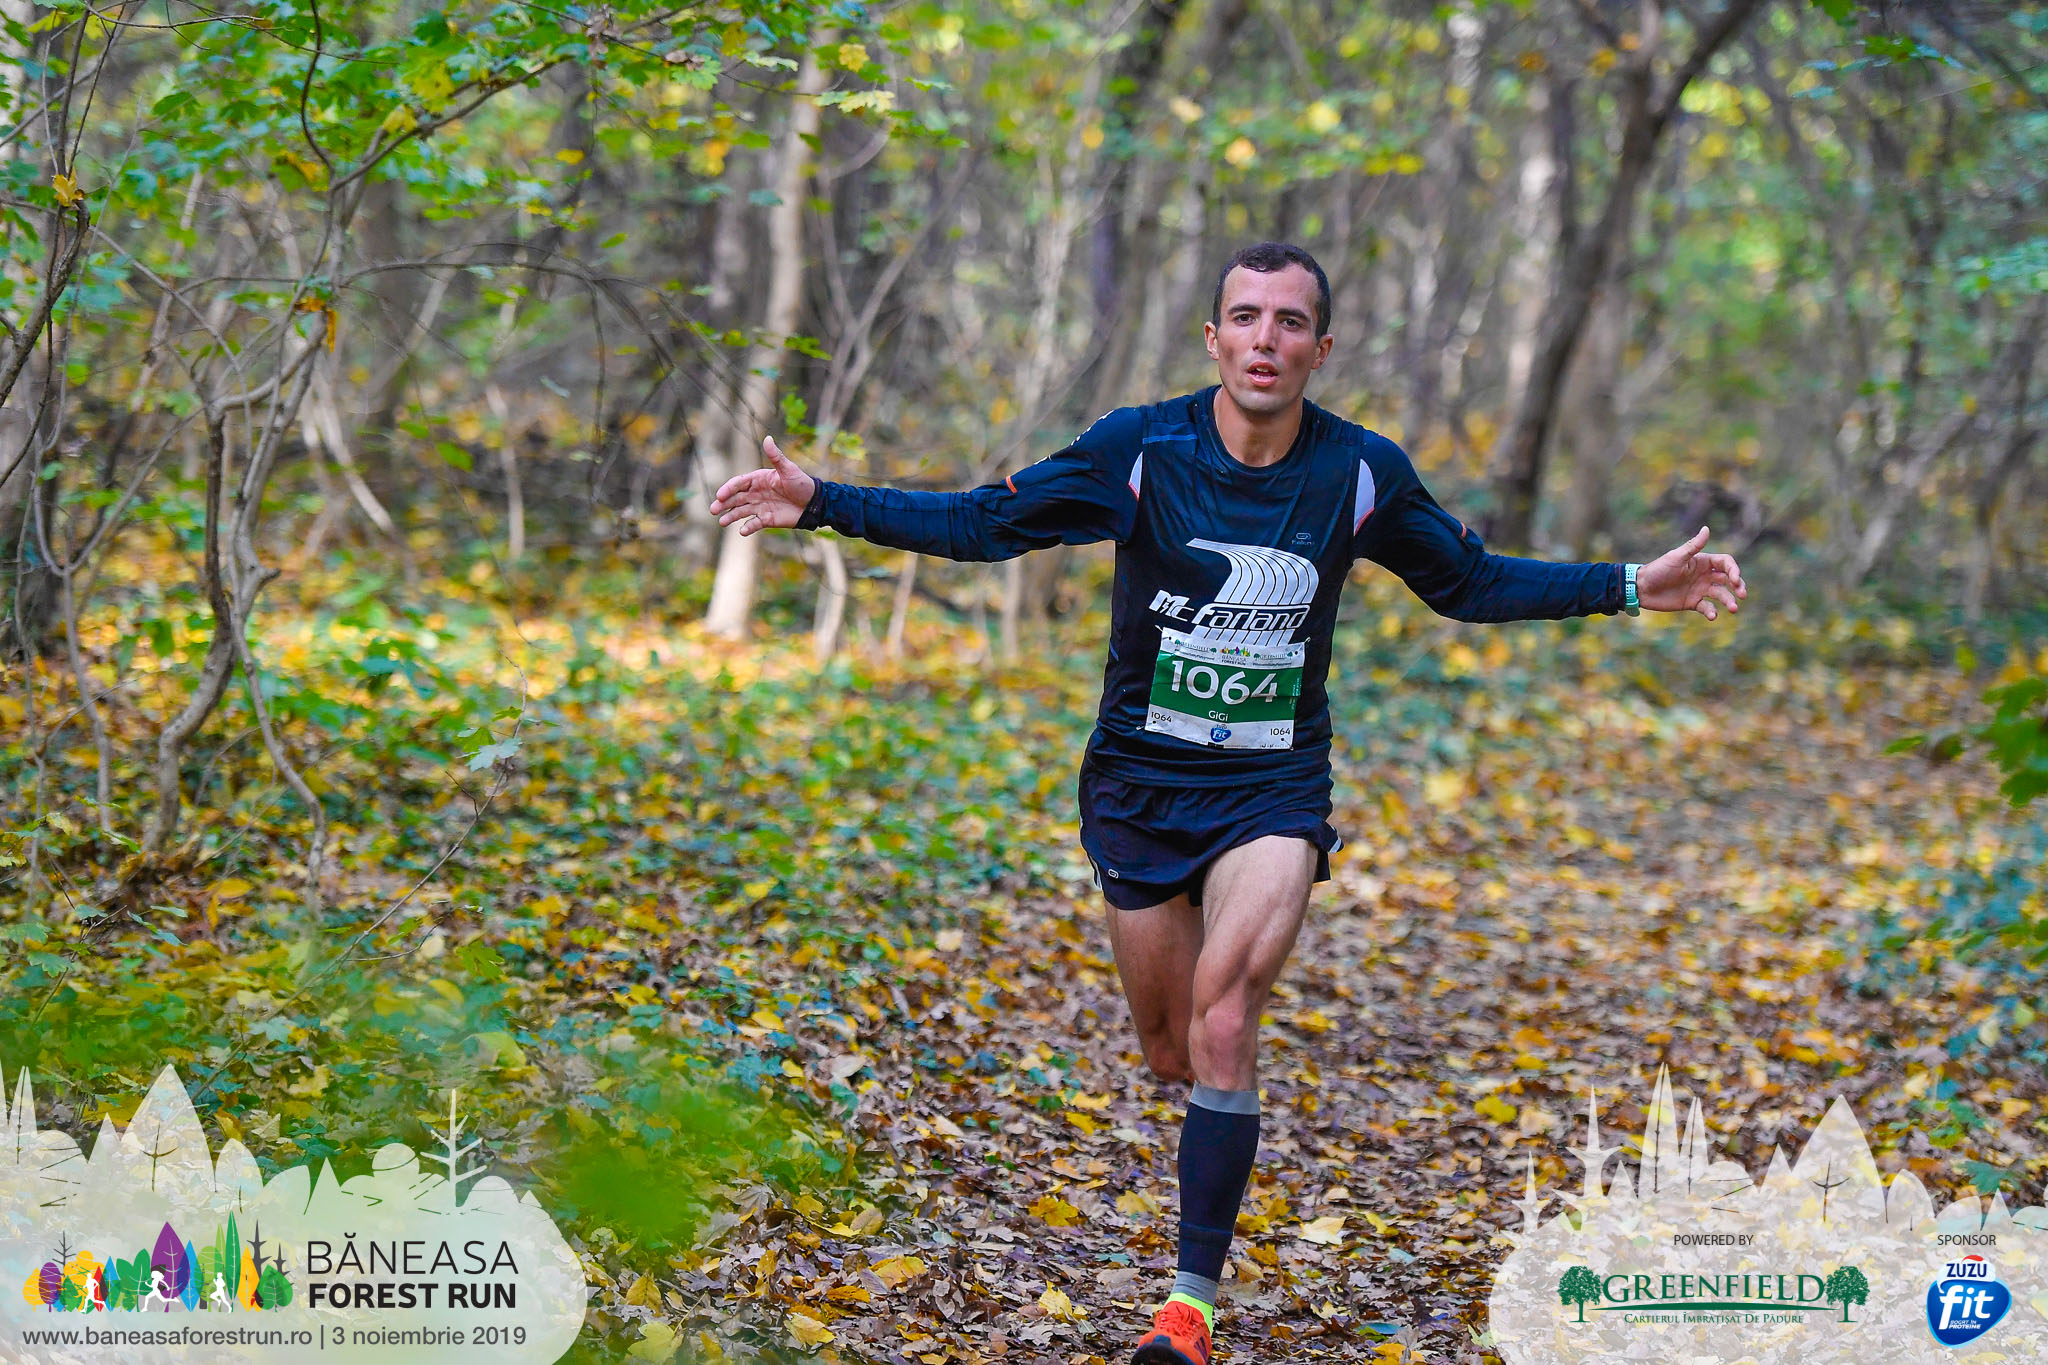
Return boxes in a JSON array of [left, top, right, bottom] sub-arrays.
[[1889, 674, 2048, 808]]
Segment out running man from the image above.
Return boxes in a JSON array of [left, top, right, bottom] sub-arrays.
[[711, 241, 1746, 1364]]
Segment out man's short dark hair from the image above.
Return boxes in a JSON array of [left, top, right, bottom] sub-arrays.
[[1211, 242, 1332, 339]]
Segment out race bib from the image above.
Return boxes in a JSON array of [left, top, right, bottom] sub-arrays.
[[1144, 629, 1303, 750]]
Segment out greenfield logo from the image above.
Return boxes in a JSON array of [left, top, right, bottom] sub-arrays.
[[1485, 1066, 2048, 1364], [1554, 1265, 1868, 1323]]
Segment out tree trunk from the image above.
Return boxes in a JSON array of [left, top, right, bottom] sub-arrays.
[[885, 550, 917, 659], [811, 538, 848, 662], [1485, 0, 1764, 551], [1964, 373, 2035, 621], [704, 49, 828, 640], [1842, 297, 2046, 588], [1500, 77, 1562, 421], [679, 167, 755, 563], [1559, 263, 1631, 557]]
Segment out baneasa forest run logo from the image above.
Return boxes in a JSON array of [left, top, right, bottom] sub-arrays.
[[0, 1063, 586, 1363], [1486, 1067, 2047, 1365]]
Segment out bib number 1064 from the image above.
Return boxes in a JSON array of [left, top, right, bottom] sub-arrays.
[[1163, 660, 1280, 706], [1144, 628, 1303, 750]]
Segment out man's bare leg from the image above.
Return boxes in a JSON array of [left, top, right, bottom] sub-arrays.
[[1129, 835, 1317, 1356], [1104, 891, 1203, 1082], [1187, 835, 1316, 1088]]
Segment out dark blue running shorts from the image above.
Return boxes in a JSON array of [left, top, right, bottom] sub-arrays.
[[1076, 762, 1343, 911]]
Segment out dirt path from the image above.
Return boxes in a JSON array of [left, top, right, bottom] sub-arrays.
[[662, 662, 2037, 1363]]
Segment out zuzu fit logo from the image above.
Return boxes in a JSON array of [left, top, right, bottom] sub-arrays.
[[0, 1063, 587, 1363], [1926, 1254, 2010, 1345], [1485, 1067, 2048, 1365]]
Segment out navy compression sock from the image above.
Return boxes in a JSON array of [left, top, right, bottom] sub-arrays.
[[1174, 1083, 1261, 1307]]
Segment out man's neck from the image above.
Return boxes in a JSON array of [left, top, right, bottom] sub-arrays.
[[1211, 388, 1304, 468]]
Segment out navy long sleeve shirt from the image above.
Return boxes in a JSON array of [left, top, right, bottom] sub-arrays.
[[799, 387, 1624, 786]]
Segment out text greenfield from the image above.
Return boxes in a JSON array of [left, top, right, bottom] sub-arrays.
[[1600, 1272, 1829, 1306]]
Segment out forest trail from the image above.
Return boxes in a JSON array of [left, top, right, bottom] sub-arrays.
[[659, 653, 2036, 1363]]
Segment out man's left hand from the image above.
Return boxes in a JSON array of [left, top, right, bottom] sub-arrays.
[[1637, 526, 1746, 621]]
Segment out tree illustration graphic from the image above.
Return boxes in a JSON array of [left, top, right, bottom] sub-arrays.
[[1559, 1265, 1604, 1322], [1824, 1266, 1869, 1322], [421, 1088, 489, 1211]]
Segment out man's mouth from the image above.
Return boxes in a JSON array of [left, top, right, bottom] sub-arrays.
[[1245, 362, 1280, 387]]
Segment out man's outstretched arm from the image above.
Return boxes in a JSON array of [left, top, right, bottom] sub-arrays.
[[1358, 459, 1746, 623], [710, 418, 1139, 563]]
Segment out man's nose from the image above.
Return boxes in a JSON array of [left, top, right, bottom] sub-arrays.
[[1251, 315, 1278, 350]]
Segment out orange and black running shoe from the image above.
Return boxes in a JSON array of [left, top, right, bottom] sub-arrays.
[[1131, 1299, 1212, 1365]]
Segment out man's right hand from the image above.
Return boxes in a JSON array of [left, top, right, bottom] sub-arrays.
[[710, 436, 817, 536]]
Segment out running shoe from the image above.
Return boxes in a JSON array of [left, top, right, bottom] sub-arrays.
[[1131, 1299, 1212, 1365]]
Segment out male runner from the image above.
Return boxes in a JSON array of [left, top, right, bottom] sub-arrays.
[[710, 242, 1746, 1365]]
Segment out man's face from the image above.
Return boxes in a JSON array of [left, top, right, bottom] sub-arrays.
[[1204, 264, 1332, 416]]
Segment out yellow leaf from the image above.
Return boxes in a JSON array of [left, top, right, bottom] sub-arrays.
[[1223, 136, 1256, 167], [786, 1312, 834, 1347], [380, 105, 419, 138], [52, 173, 83, 207], [1298, 1215, 1347, 1246], [1169, 96, 1204, 123], [1080, 122, 1104, 150], [625, 1321, 678, 1363], [1364, 1211, 1396, 1235], [934, 928, 964, 952], [836, 41, 868, 69], [1028, 1194, 1081, 1227], [1423, 770, 1467, 808], [1038, 1285, 1086, 1320], [1291, 1009, 1335, 1034], [214, 877, 254, 899], [285, 1064, 329, 1097], [1475, 1094, 1518, 1124], [781, 1059, 804, 1078], [1116, 1190, 1161, 1217], [1303, 100, 1340, 134], [1065, 1110, 1102, 1135], [624, 1272, 663, 1307], [828, 1205, 884, 1236], [557, 148, 585, 164], [871, 1254, 926, 1288], [826, 1282, 872, 1302], [750, 1007, 784, 1031], [1069, 1091, 1112, 1111], [794, 1193, 825, 1219]]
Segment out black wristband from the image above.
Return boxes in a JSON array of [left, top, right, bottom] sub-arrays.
[[796, 480, 830, 531]]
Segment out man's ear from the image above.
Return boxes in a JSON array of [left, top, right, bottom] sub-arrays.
[[1311, 334, 1334, 369], [1203, 321, 1219, 360]]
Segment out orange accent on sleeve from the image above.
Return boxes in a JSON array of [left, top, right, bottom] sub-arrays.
[[1005, 475, 1018, 494], [1458, 520, 1469, 540]]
